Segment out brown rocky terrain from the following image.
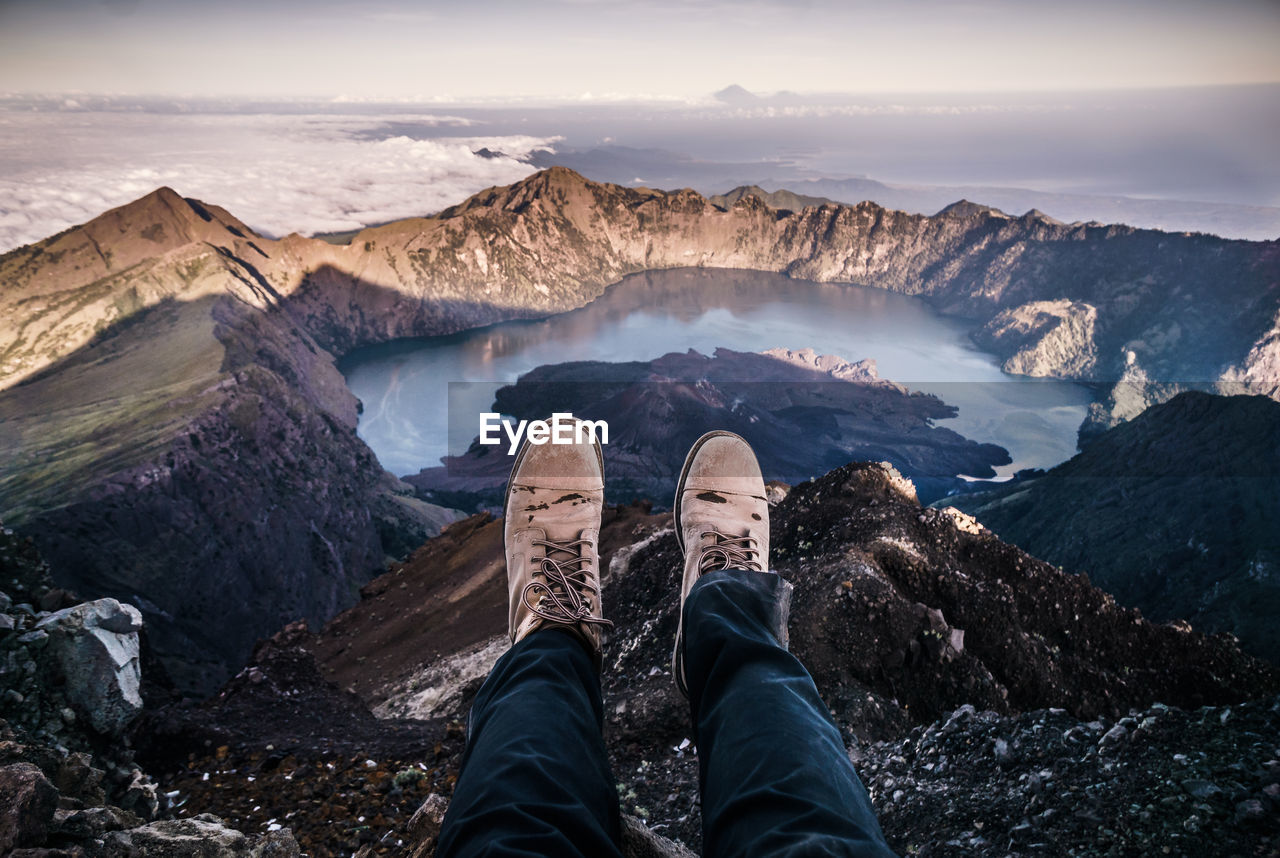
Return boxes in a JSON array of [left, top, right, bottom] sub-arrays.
[[2, 167, 1277, 692], [127, 461, 1280, 857]]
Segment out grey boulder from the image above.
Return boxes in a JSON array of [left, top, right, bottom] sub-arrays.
[[37, 599, 143, 736], [102, 814, 301, 857]]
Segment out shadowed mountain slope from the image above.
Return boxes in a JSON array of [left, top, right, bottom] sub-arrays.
[[948, 391, 1280, 662]]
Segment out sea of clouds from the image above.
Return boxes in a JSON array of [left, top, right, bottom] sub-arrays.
[[3, 86, 1276, 252], [0, 110, 555, 252]]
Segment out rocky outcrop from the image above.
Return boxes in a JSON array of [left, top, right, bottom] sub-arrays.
[[947, 391, 1280, 662], [0, 528, 301, 856], [409, 346, 1010, 509], [975, 299, 1099, 378], [101, 814, 301, 857], [0, 762, 59, 852], [1, 527, 159, 817], [36, 600, 143, 736], [761, 346, 881, 381], [1223, 310, 1280, 400], [2, 168, 1276, 689]]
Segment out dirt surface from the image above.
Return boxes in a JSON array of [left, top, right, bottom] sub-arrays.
[[311, 502, 669, 706], [138, 621, 461, 856]]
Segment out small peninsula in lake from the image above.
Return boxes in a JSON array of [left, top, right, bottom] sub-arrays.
[[407, 346, 1012, 510]]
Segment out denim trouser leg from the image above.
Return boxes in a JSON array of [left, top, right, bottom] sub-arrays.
[[435, 628, 623, 858], [684, 569, 897, 858]]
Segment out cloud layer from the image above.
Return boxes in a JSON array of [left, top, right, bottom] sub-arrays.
[[0, 111, 556, 251]]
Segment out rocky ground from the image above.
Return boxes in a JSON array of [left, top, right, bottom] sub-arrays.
[[139, 622, 458, 857], [862, 697, 1280, 857], [114, 462, 1280, 857], [0, 524, 304, 856], [6, 454, 1279, 856]]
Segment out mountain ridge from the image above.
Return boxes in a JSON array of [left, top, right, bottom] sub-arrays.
[[6, 167, 1278, 398], [2, 166, 1278, 689]]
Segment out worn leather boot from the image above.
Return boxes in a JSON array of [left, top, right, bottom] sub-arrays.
[[671, 430, 770, 695], [504, 428, 612, 668]]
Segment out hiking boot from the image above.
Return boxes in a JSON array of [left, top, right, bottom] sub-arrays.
[[671, 430, 770, 694], [504, 428, 612, 667]]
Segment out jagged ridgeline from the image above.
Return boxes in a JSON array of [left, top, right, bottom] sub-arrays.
[[1, 167, 1278, 691]]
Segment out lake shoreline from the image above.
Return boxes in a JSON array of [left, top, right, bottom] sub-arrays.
[[339, 268, 1095, 480]]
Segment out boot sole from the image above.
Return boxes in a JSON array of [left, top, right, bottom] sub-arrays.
[[671, 429, 750, 695]]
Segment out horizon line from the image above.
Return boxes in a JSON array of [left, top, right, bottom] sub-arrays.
[[3, 80, 1280, 107]]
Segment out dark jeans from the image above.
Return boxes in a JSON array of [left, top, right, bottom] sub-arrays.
[[437, 569, 896, 858]]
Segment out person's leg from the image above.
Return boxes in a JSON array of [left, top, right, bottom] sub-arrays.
[[683, 569, 896, 858], [437, 427, 622, 858], [671, 431, 895, 858], [435, 627, 622, 858]]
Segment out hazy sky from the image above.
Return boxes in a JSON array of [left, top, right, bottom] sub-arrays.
[[2, 0, 1278, 99], [2, 0, 1278, 251]]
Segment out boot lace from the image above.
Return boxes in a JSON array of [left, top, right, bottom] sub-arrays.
[[522, 537, 614, 630], [698, 530, 764, 574]]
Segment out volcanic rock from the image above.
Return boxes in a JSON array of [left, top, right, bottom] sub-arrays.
[[0, 762, 59, 852], [101, 813, 301, 857], [134, 457, 1277, 855], [36, 600, 143, 737]]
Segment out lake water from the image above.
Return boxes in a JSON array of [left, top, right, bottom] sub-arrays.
[[339, 268, 1094, 480]]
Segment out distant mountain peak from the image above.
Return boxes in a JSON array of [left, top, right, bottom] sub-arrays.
[[1022, 208, 1065, 225], [709, 185, 838, 213], [714, 84, 760, 105], [937, 199, 1008, 219]]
